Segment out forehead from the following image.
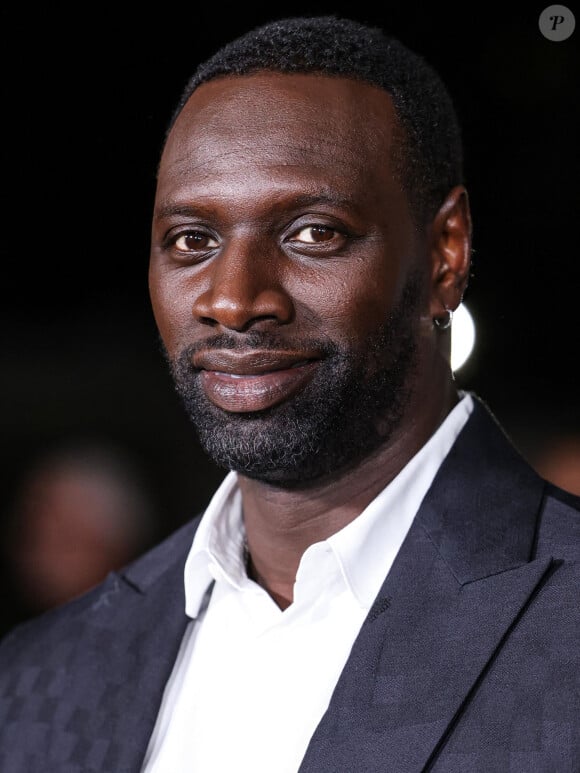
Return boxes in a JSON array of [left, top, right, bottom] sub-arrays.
[[158, 72, 402, 200]]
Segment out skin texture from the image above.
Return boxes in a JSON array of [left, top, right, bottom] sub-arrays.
[[149, 72, 472, 608]]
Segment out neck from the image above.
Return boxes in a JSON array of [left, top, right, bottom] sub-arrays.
[[240, 380, 459, 609]]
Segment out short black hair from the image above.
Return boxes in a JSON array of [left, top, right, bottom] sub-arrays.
[[165, 15, 464, 227]]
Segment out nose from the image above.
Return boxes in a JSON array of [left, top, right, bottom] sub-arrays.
[[192, 238, 294, 331]]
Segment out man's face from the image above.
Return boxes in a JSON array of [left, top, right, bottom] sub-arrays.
[[149, 73, 430, 486]]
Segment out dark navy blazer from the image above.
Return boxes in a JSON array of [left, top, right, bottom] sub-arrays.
[[1, 396, 579, 772]]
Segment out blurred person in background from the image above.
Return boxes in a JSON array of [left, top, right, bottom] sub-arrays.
[[532, 433, 580, 497], [1, 441, 157, 632]]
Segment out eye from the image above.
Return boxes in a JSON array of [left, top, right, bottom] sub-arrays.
[[173, 230, 219, 253], [290, 225, 338, 244]]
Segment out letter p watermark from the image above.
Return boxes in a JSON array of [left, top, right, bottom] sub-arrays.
[[539, 5, 576, 40]]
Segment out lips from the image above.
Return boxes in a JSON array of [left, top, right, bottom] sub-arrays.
[[193, 350, 321, 413]]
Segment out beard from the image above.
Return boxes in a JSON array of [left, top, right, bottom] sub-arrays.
[[165, 274, 421, 489]]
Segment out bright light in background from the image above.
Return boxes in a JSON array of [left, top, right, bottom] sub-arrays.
[[451, 302, 476, 372]]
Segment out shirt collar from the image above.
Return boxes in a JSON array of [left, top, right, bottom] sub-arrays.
[[184, 471, 245, 618], [184, 392, 474, 616]]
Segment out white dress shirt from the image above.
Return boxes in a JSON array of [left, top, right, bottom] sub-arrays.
[[142, 393, 474, 772]]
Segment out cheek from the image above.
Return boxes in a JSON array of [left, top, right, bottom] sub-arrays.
[[148, 266, 196, 351], [304, 264, 399, 343]]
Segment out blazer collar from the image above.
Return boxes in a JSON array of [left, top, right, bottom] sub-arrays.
[[416, 393, 545, 583]]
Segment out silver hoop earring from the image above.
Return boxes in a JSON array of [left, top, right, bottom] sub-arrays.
[[433, 309, 453, 330]]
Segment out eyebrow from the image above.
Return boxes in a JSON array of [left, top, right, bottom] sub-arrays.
[[154, 203, 208, 221], [154, 191, 360, 222]]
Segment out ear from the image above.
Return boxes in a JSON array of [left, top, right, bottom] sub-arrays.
[[428, 185, 472, 323]]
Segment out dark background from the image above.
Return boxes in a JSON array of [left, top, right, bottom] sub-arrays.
[[1, 4, 578, 625]]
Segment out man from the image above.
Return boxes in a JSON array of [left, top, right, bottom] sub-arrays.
[[1, 15, 579, 773]]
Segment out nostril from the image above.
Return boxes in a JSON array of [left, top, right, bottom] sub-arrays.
[[192, 287, 294, 331]]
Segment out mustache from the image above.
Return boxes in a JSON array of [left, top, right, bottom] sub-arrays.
[[164, 331, 342, 362]]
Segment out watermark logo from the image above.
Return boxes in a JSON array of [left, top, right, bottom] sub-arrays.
[[539, 5, 576, 40]]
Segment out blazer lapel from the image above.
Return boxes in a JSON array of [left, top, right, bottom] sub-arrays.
[[299, 397, 553, 773]]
